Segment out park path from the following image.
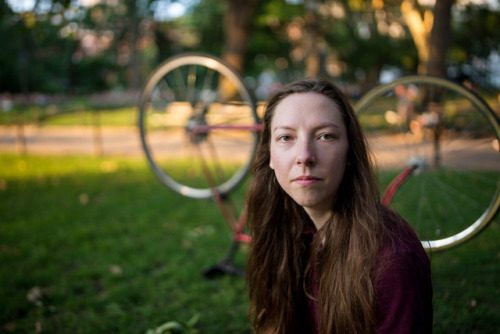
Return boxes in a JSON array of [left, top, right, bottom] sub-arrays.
[[0, 125, 254, 161], [0, 125, 143, 157]]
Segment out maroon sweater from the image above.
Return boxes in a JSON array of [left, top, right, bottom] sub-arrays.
[[304, 209, 433, 333]]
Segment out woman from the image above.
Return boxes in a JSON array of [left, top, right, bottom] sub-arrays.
[[245, 78, 432, 333]]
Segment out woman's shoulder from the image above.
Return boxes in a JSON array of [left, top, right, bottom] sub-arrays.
[[378, 205, 428, 259], [375, 206, 433, 333]]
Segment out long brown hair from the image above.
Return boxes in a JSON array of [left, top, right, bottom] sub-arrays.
[[246, 78, 387, 333]]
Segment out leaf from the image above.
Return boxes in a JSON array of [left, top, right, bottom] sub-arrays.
[[146, 315, 199, 334]]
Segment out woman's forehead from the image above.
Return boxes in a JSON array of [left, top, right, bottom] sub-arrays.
[[271, 92, 343, 125]]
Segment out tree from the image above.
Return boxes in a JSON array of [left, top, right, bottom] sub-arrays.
[[183, 0, 226, 55], [0, 0, 81, 94], [223, 0, 262, 72], [303, 0, 324, 78], [450, 3, 500, 87], [427, 0, 453, 77], [401, 0, 454, 76], [317, 0, 417, 88], [400, 0, 433, 74], [3, 0, 497, 94], [123, 0, 143, 90]]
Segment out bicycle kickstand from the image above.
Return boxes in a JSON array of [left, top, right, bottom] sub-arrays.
[[202, 237, 245, 278]]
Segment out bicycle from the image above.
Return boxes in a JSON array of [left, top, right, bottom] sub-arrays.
[[138, 52, 500, 275]]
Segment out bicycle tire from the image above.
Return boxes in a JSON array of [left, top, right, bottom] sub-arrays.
[[138, 53, 259, 199], [354, 75, 500, 251]]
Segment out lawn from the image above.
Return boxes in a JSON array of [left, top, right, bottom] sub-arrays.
[[0, 107, 138, 128], [0, 153, 499, 333]]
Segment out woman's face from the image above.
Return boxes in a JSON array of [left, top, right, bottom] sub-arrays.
[[269, 92, 349, 218]]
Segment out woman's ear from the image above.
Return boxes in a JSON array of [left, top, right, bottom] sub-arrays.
[[269, 159, 274, 169]]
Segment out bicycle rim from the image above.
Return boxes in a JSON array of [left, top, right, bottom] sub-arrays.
[[355, 75, 500, 251], [138, 53, 259, 199]]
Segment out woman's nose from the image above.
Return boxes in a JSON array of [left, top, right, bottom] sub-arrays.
[[295, 139, 316, 166]]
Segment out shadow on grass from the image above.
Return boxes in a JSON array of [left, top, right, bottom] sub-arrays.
[[0, 154, 251, 333]]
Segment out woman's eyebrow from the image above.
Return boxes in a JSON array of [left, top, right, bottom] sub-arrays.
[[272, 125, 295, 132], [272, 123, 342, 132], [310, 122, 343, 133]]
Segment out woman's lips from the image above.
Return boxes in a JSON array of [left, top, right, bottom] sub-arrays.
[[293, 175, 321, 186]]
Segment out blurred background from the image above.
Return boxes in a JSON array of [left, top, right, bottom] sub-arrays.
[[1, 0, 500, 104]]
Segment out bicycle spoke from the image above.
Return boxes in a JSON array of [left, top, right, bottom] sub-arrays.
[[158, 78, 176, 102], [173, 67, 187, 99], [187, 64, 197, 104], [202, 68, 216, 101]]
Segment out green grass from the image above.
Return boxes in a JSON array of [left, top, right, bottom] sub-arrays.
[[1, 154, 499, 333], [40, 108, 138, 127], [0, 106, 138, 127], [0, 154, 250, 333]]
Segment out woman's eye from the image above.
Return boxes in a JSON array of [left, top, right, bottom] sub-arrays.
[[278, 135, 292, 142], [319, 133, 335, 140]]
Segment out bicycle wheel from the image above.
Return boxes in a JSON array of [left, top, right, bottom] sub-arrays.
[[139, 53, 259, 199], [354, 75, 500, 251]]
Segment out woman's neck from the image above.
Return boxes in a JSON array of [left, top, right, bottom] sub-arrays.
[[304, 208, 333, 231]]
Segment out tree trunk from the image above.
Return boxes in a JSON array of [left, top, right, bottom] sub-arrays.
[[223, 0, 260, 73], [125, 0, 142, 90], [303, 0, 324, 78], [427, 0, 454, 76], [401, 0, 434, 74], [304, 11, 323, 78]]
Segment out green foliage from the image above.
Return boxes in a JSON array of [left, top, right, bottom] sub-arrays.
[[184, 0, 226, 55], [0, 12, 25, 92], [1, 0, 499, 94], [69, 56, 122, 93], [245, 0, 303, 79], [450, 4, 500, 87], [256, 0, 303, 23], [0, 0, 156, 94], [453, 4, 500, 59], [323, 1, 418, 79]]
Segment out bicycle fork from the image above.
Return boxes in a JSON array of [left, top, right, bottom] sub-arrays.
[[191, 141, 248, 278]]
